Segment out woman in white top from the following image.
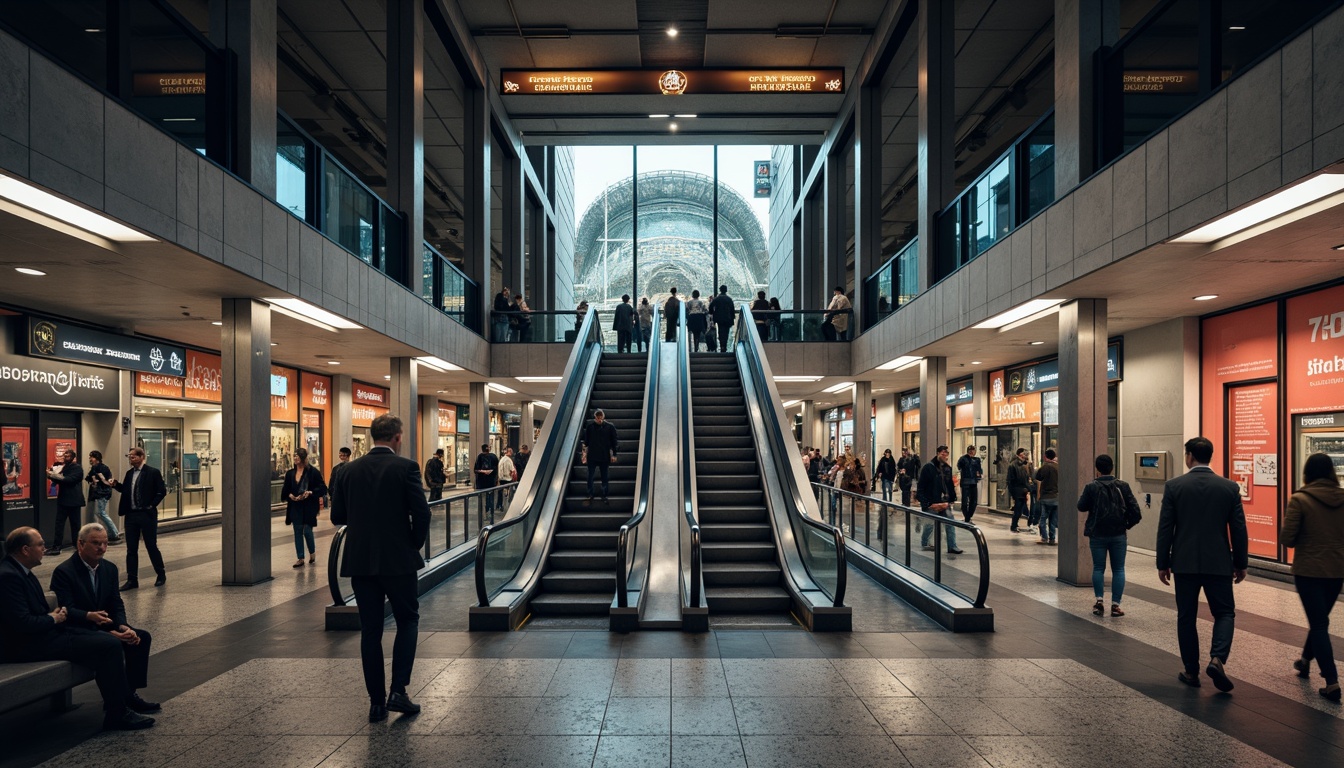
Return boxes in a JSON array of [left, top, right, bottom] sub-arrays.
[[685, 290, 708, 350]]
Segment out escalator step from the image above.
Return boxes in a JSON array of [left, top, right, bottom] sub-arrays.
[[698, 523, 774, 542], [556, 512, 629, 531], [695, 505, 770, 523], [696, 474, 761, 491], [695, 461, 758, 475], [530, 592, 613, 615], [700, 541, 777, 561], [704, 586, 792, 613], [697, 489, 764, 506], [702, 561, 782, 585], [541, 570, 616, 593], [549, 549, 618, 570]]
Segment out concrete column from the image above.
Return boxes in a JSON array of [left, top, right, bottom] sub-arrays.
[[463, 88, 492, 330], [520, 401, 537, 447], [919, 357, 949, 458], [209, 0, 277, 193], [855, 85, 884, 328], [331, 374, 353, 453], [502, 148, 524, 296], [852, 382, 873, 469], [386, 0, 425, 287], [1055, 0, 1117, 190], [1057, 299, 1108, 585], [419, 394, 439, 463], [220, 298, 271, 585], [469, 381, 490, 465], [802, 193, 826, 311], [390, 358, 418, 460], [874, 393, 897, 456], [916, 0, 954, 292], [824, 153, 846, 295]]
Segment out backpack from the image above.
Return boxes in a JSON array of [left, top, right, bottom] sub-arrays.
[[1090, 479, 1135, 536]]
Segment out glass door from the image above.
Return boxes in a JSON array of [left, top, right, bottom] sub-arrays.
[[135, 427, 182, 519]]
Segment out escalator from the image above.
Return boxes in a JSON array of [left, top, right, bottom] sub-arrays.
[[689, 353, 792, 614], [530, 354, 647, 617]]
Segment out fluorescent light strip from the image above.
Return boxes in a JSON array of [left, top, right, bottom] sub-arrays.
[[877, 355, 920, 371], [974, 299, 1065, 330], [516, 376, 563, 383], [487, 382, 517, 394], [264, 297, 361, 330], [0, 174, 156, 242], [533, 400, 552, 409], [415, 356, 462, 372], [1173, 173, 1344, 243], [773, 375, 822, 382], [781, 399, 801, 408], [894, 359, 922, 372], [822, 381, 854, 394]]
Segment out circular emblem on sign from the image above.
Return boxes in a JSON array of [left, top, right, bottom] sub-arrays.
[[1026, 368, 1037, 391], [32, 321, 57, 356], [1008, 371, 1023, 394], [659, 70, 687, 95], [149, 347, 165, 372]]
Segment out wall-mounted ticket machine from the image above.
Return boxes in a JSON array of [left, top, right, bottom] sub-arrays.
[[1133, 451, 1170, 482]]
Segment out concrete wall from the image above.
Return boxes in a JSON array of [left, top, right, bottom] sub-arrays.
[[873, 393, 898, 456], [852, 6, 1344, 374], [1114, 317, 1200, 551], [0, 29, 489, 374], [768, 144, 796, 306]]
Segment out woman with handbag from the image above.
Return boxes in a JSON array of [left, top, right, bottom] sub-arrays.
[[282, 447, 328, 568], [1282, 453, 1344, 702]]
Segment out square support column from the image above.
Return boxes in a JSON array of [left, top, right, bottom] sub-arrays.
[[1057, 299, 1108, 585], [501, 148, 524, 296], [209, 0, 277, 192], [917, 0, 954, 292], [419, 394, 439, 464], [463, 88, 492, 331], [801, 400, 821, 452], [520, 401, 537, 448], [855, 85, 884, 328], [920, 357, 949, 459], [220, 298, 272, 585], [331, 374, 353, 452], [469, 382, 490, 467], [852, 382, 873, 468], [386, 0, 425, 287], [1055, 0, 1117, 190], [390, 358, 418, 460]]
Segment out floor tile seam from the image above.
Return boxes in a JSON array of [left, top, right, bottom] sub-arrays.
[[1121, 580, 1344, 647]]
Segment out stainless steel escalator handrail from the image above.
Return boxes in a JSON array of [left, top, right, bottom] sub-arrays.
[[327, 524, 348, 605], [677, 300, 703, 609], [615, 309, 662, 608], [736, 304, 848, 607], [474, 308, 604, 607]]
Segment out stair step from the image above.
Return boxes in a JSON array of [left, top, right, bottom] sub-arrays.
[[694, 436, 755, 450], [697, 474, 761, 491], [700, 541, 777, 562], [705, 586, 793, 613], [541, 570, 616, 593], [568, 465, 637, 480], [695, 505, 770, 524], [697, 489, 764, 506], [696, 460, 758, 475], [549, 549, 618, 570], [554, 530, 620, 548], [567, 481, 637, 496], [557, 512, 630, 531], [693, 415, 748, 428], [702, 561, 783, 585], [698, 523, 774, 542], [694, 448, 755, 462], [530, 592, 613, 616], [693, 405, 748, 418], [562, 497, 635, 513]]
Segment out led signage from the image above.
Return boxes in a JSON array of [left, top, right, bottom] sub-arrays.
[[500, 68, 845, 96], [27, 316, 184, 377], [132, 72, 207, 96], [0, 351, 119, 411]]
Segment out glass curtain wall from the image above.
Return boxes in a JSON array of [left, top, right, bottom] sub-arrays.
[[634, 146, 716, 308]]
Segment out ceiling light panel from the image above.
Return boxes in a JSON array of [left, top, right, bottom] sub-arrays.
[[1172, 173, 1344, 243], [0, 174, 156, 242], [264, 298, 361, 330], [974, 299, 1065, 330]]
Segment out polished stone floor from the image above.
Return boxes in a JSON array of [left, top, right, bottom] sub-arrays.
[[8, 509, 1344, 767]]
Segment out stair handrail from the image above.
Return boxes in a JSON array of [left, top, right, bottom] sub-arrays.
[[677, 300, 703, 610], [474, 307, 604, 607], [736, 303, 848, 607], [615, 308, 661, 608]]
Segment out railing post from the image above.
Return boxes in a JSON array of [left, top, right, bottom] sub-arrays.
[[905, 510, 912, 566], [933, 519, 942, 583]]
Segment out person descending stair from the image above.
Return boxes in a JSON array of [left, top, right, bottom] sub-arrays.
[[581, 409, 619, 505]]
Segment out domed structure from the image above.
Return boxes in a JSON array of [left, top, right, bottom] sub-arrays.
[[574, 170, 767, 307]]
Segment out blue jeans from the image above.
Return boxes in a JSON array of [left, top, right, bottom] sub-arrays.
[[293, 523, 316, 559], [1010, 494, 1029, 530], [1039, 499, 1058, 542], [1089, 534, 1127, 602], [587, 462, 610, 498], [920, 506, 958, 551], [492, 320, 511, 342], [881, 478, 893, 502], [93, 497, 120, 538]]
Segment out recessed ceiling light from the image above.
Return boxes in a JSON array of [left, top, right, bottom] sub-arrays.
[[84, 28, 101, 32], [0, 173, 156, 241], [415, 356, 463, 372], [781, 399, 801, 408], [1228, 25, 1245, 30], [211, 321, 222, 326], [1193, 294, 1218, 301], [327, 360, 340, 365], [384, 375, 392, 380], [975, 299, 1065, 330], [970, 361, 983, 365], [516, 376, 563, 383], [649, 114, 669, 118], [666, 26, 678, 37], [487, 382, 517, 394], [877, 355, 920, 371], [1173, 173, 1344, 243], [674, 114, 697, 118], [822, 381, 854, 394], [14, 267, 46, 276], [1029, 340, 1045, 345], [264, 297, 361, 331], [669, 122, 678, 132], [774, 375, 822, 382], [270, 342, 278, 346]]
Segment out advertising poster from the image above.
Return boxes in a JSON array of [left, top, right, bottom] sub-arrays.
[[1285, 284, 1344, 415], [2, 427, 31, 511], [269, 365, 299, 422], [184, 350, 223, 402], [1200, 303, 1279, 478], [988, 369, 1042, 426], [1227, 382, 1278, 558], [46, 437, 77, 499]]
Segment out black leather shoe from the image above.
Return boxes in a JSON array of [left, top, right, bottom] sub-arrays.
[[120, 581, 139, 591], [387, 691, 421, 715], [368, 703, 388, 722], [126, 693, 161, 713], [48, 548, 62, 556], [104, 710, 155, 730], [947, 548, 964, 554], [1178, 671, 1201, 687], [154, 574, 167, 587], [1206, 659, 1234, 692]]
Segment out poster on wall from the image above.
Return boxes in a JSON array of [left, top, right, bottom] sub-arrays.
[[1286, 284, 1344, 414], [46, 437, 77, 499], [2, 427, 32, 512], [1227, 381, 1278, 558]]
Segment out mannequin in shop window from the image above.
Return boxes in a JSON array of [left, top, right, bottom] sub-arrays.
[[283, 447, 327, 568]]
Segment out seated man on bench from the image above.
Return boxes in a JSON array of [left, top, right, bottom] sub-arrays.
[[50, 523, 160, 716], [0, 526, 154, 730]]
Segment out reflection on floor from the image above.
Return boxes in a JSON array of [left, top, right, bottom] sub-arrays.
[[6, 509, 1344, 767]]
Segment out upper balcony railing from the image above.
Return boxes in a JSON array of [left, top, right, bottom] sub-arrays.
[[423, 243, 482, 334], [933, 111, 1055, 284], [861, 238, 918, 332], [1098, 0, 1341, 165]]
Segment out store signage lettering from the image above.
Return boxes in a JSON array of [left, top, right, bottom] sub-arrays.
[[185, 351, 222, 402], [1301, 414, 1338, 428], [135, 372, 184, 398], [27, 316, 184, 376], [1005, 343, 1122, 394], [1122, 70, 1198, 93], [754, 161, 772, 198], [0, 351, 119, 411], [438, 404, 457, 434], [309, 379, 329, 406], [899, 392, 920, 412], [500, 68, 844, 96], [946, 380, 973, 405], [1287, 284, 1344, 414], [353, 383, 388, 406], [131, 72, 206, 96]]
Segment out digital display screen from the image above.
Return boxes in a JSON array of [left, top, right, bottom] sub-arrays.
[[1139, 456, 1160, 468]]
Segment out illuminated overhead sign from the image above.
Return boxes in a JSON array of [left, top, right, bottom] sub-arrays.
[[132, 72, 207, 96], [500, 69, 845, 96]]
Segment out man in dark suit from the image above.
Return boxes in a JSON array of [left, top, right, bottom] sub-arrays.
[[105, 447, 167, 589], [473, 443, 500, 517], [0, 526, 153, 730], [330, 414, 431, 723], [708, 285, 736, 353], [581, 409, 619, 505], [50, 522, 159, 714], [1156, 436, 1249, 692], [46, 449, 85, 555]]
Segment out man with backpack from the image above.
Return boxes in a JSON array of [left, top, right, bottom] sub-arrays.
[[423, 449, 447, 502], [1077, 453, 1142, 618], [896, 447, 920, 507]]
